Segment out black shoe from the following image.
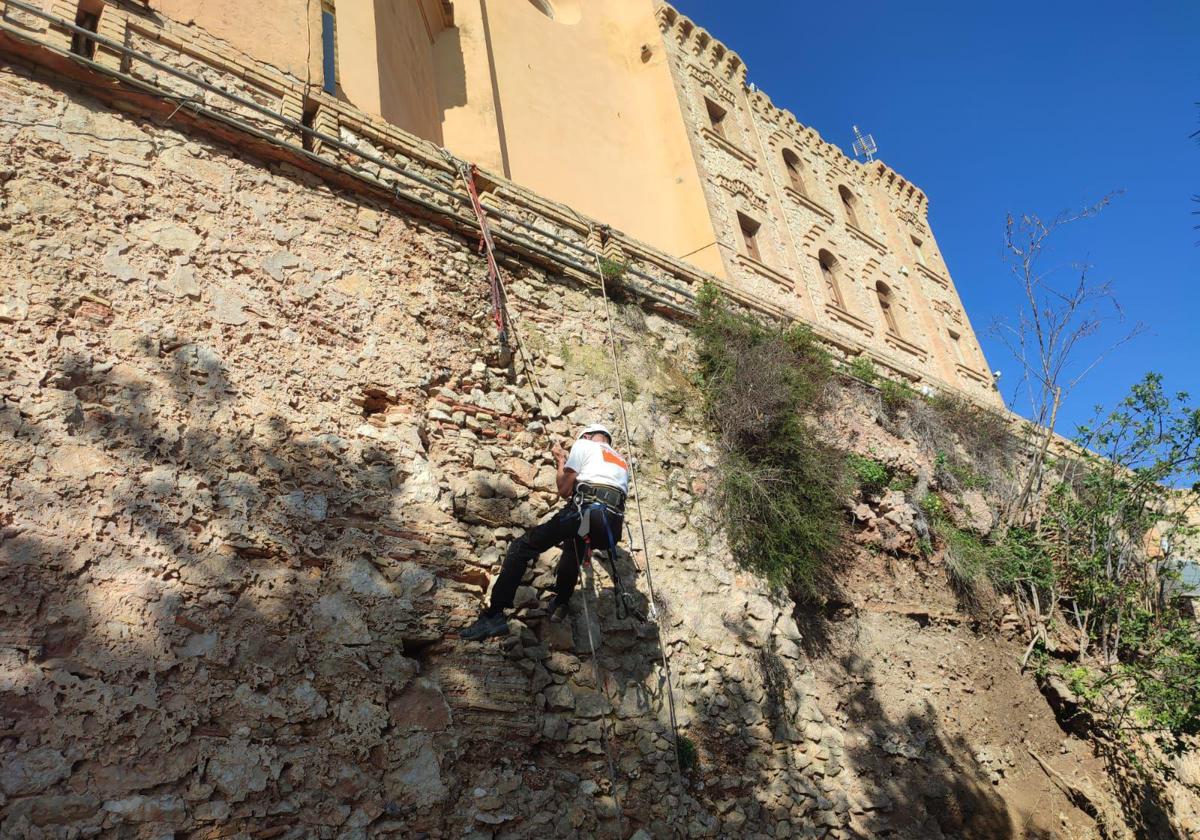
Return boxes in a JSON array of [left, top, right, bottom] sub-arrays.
[[461, 612, 508, 641], [547, 598, 569, 623]]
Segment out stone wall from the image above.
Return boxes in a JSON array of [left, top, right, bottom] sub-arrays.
[[655, 5, 999, 404], [0, 61, 1124, 840]]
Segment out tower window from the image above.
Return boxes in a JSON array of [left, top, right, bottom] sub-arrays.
[[321, 1, 338, 95], [911, 235, 926, 266], [705, 98, 728, 140], [947, 329, 965, 364], [782, 148, 806, 195], [70, 0, 103, 59], [818, 249, 844, 309], [839, 186, 860, 229], [876, 281, 899, 336], [738, 213, 761, 262]]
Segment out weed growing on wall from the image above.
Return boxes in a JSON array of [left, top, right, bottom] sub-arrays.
[[693, 284, 848, 596]]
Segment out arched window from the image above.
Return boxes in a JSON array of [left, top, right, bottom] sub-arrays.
[[782, 148, 806, 195], [838, 185, 860, 229], [818, 250, 844, 308], [876, 281, 900, 336]]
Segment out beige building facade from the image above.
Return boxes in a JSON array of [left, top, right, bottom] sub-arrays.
[[30, 0, 998, 402]]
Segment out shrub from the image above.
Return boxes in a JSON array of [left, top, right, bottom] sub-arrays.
[[941, 523, 995, 593], [848, 355, 878, 385], [879, 378, 918, 417], [920, 492, 946, 520], [848, 453, 890, 494], [694, 284, 848, 596], [598, 256, 627, 282], [935, 450, 990, 491]]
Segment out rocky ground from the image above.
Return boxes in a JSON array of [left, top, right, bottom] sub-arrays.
[[0, 62, 1160, 839]]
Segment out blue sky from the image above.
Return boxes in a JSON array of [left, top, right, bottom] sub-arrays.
[[672, 0, 1199, 436]]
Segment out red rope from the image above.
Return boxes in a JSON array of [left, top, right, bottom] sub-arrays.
[[461, 164, 509, 349]]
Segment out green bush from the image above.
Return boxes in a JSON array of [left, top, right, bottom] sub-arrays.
[[935, 450, 989, 490], [694, 284, 848, 596], [919, 492, 946, 520], [848, 355, 878, 385], [879, 378, 918, 417], [598, 256, 627, 282], [621, 373, 641, 403], [848, 453, 890, 494], [940, 522, 995, 594]]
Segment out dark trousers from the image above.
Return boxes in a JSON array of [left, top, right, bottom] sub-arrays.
[[486, 503, 623, 615]]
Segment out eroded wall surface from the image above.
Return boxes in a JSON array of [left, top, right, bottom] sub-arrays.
[[0, 63, 1110, 839]]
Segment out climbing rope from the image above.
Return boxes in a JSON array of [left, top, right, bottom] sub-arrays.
[[588, 229, 689, 805], [443, 152, 545, 404], [576, 547, 626, 837], [444, 150, 686, 818]]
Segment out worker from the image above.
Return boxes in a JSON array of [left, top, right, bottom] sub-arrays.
[[461, 423, 629, 641]]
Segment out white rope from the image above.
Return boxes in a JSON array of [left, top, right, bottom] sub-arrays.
[[589, 237, 689, 805], [577, 556, 626, 837]]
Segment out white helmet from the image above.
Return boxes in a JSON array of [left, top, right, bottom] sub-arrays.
[[578, 423, 614, 441]]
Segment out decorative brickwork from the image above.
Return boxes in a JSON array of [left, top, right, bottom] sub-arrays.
[[656, 4, 998, 402]]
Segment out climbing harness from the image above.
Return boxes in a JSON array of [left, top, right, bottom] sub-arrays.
[[573, 483, 644, 623]]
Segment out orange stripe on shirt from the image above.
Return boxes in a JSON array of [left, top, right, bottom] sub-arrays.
[[602, 449, 628, 470]]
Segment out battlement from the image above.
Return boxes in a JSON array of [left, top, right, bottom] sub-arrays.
[[658, 2, 929, 220], [655, 4, 746, 85]]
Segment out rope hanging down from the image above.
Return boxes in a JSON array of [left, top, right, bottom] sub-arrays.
[[450, 151, 685, 819], [448, 156, 545, 403], [589, 228, 689, 804], [458, 162, 510, 357]]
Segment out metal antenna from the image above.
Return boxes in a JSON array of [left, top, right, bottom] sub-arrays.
[[852, 125, 878, 162]]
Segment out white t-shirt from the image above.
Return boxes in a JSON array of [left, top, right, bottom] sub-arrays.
[[564, 438, 629, 494]]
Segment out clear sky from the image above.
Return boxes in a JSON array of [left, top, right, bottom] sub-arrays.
[[671, 0, 1199, 436]]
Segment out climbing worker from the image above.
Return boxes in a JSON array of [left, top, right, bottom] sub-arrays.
[[461, 423, 629, 641]]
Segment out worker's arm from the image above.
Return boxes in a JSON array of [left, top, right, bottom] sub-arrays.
[[552, 441, 577, 499]]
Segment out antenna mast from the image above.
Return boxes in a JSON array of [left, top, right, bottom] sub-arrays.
[[852, 125, 878, 162]]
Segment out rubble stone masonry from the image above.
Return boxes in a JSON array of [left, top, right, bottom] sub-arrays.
[[0, 4, 1137, 840]]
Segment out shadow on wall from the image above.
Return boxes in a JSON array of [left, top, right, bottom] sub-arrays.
[[834, 650, 1021, 839], [0, 327, 495, 831]]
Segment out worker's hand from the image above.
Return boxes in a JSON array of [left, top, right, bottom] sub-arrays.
[[551, 441, 567, 464]]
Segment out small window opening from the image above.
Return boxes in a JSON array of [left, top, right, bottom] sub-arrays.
[[321, 1, 339, 95], [738, 213, 761, 262], [70, 1, 103, 59], [301, 100, 318, 152], [911, 235, 926, 266], [876, 281, 899, 336], [782, 148, 806, 195], [818, 250, 844, 308], [705, 98, 727, 140], [947, 329, 965, 364], [839, 185, 860, 229]]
